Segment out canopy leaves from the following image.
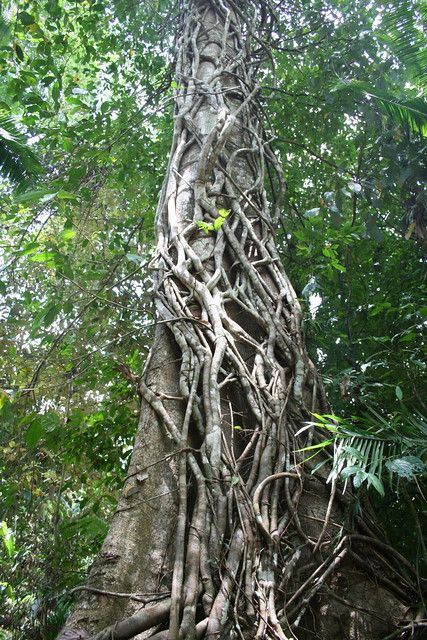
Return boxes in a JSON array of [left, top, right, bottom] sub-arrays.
[[0, 109, 43, 184]]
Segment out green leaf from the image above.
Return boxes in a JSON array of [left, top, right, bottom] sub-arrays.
[[25, 418, 44, 447], [353, 469, 368, 488], [14, 189, 57, 204], [60, 228, 76, 241], [367, 473, 385, 497], [70, 514, 108, 541], [311, 458, 329, 474], [0, 522, 15, 559], [29, 251, 57, 263], [370, 302, 392, 317], [399, 332, 417, 342], [386, 456, 425, 479], [195, 220, 214, 234], [19, 241, 40, 257], [340, 465, 364, 479], [6, 583, 14, 599], [41, 412, 61, 432], [340, 445, 364, 460], [395, 385, 403, 401], [18, 12, 35, 25], [295, 438, 334, 452], [312, 413, 345, 422], [196, 209, 230, 233], [0, 390, 11, 412], [331, 260, 346, 272], [52, 82, 61, 106], [25, 412, 60, 447], [213, 209, 230, 230], [215, 208, 230, 227], [14, 43, 24, 62], [42, 303, 61, 327], [56, 189, 77, 200]]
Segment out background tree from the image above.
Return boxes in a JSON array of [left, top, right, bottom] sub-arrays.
[[0, 0, 425, 639]]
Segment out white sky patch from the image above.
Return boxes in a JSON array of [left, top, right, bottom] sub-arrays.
[[27, 134, 44, 145], [344, 113, 360, 130], [309, 292, 322, 318], [317, 348, 327, 364], [372, 12, 383, 31]]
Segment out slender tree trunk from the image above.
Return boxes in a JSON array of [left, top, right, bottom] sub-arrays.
[[59, 1, 416, 638]]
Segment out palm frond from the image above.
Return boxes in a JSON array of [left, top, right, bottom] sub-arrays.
[[0, 110, 43, 186], [381, 0, 427, 93], [302, 410, 427, 496], [327, 433, 390, 496], [332, 80, 427, 137]]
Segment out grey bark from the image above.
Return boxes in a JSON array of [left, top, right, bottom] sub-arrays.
[[58, 1, 415, 638]]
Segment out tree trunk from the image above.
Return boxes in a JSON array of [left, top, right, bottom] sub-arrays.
[[58, 1, 416, 638]]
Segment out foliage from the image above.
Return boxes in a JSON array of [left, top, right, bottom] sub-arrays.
[[0, 0, 172, 635], [0, 109, 43, 185], [332, 80, 427, 137], [195, 208, 231, 233], [0, 0, 425, 637], [298, 410, 427, 497], [381, 0, 427, 92]]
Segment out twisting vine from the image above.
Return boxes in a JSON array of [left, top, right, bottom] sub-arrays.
[[144, 1, 327, 636], [75, 1, 420, 639]]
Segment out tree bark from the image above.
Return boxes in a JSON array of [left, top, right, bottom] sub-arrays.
[[58, 1, 416, 638]]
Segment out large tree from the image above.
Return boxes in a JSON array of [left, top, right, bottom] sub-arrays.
[[54, 1, 420, 639]]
